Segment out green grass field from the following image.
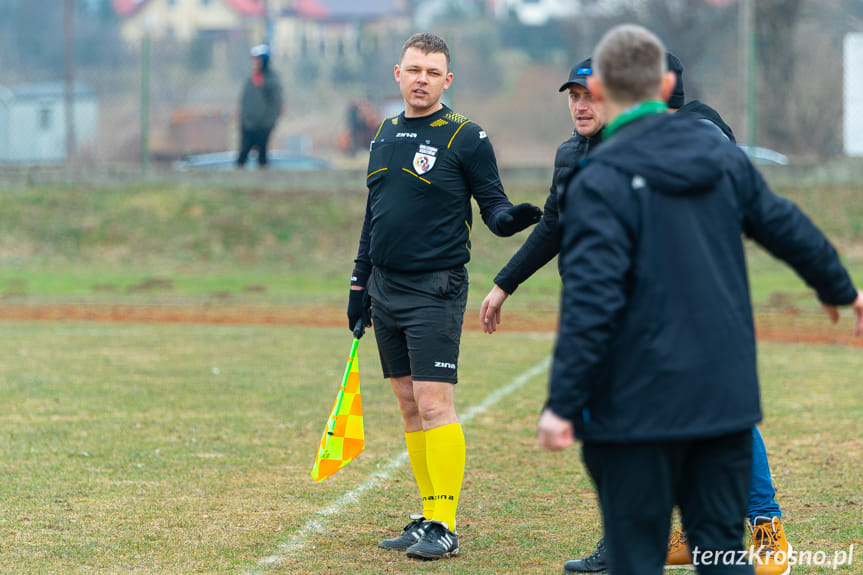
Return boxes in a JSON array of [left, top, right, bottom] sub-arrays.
[[2, 175, 863, 313], [1, 170, 862, 573], [0, 324, 861, 574]]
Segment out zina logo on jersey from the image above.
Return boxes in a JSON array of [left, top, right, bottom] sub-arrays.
[[413, 144, 438, 175]]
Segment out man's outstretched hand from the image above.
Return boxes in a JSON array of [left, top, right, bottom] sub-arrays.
[[537, 408, 575, 452], [497, 203, 542, 236], [821, 289, 863, 337], [480, 284, 509, 334]]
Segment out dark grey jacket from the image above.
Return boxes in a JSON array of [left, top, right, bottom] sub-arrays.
[[239, 69, 282, 131]]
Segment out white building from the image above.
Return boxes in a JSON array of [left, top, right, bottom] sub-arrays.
[[0, 83, 99, 163], [493, 0, 580, 25]]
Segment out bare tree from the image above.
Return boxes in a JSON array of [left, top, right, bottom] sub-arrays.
[[639, 0, 738, 102], [755, 0, 803, 149]]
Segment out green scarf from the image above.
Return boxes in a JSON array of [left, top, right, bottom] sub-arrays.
[[603, 100, 668, 140]]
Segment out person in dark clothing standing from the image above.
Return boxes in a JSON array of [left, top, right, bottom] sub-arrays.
[[537, 24, 862, 575], [346, 32, 541, 562], [236, 44, 282, 168], [480, 57, 604, 333], [566, 52, 799, 575], [661, 51, 794, 575], [666, 52, 736, 144]]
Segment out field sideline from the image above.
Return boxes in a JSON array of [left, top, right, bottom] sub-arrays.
[[1, 321, 861, 574]]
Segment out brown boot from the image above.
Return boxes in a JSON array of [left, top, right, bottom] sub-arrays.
[[665, 528, 693, 570], [748, 516, 791, 575]]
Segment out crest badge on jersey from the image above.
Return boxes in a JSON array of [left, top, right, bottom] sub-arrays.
[[413, 144, 438, 175]]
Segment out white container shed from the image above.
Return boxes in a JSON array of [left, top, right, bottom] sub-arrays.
[[845, 33, 863, 156], [0, 82, 99, 163]]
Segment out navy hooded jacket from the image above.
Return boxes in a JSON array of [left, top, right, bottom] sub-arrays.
[[549, 111, 857, 442]]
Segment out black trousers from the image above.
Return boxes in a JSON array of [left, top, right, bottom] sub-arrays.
[[582, 429, 754, 575], [237, 127, 273, 167]]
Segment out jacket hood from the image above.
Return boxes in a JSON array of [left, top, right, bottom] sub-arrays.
[[592, 113, 728, 197], [678, 100, 736, 143]]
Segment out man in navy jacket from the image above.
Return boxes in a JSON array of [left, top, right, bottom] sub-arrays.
[[480, 57, 603, 333], [538, 24, 863, 575]]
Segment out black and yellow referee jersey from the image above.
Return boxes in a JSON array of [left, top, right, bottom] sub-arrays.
[[352, 105, 513, 283]]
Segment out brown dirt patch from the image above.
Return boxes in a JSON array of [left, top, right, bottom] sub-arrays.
[[0, 302, 860, 347]]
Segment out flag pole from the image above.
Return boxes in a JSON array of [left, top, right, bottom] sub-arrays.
[[328, 334, 360, 435]]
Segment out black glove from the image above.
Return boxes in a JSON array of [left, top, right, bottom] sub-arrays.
[[347, 289, 371, 338], [497, 203, 543, 236]]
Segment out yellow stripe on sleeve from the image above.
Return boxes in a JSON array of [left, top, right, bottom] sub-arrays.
[[447, 120, 473, 149]]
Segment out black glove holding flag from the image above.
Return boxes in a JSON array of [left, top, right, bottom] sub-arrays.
[[496, 203, 543, 237], [347, 288, 371, 338]]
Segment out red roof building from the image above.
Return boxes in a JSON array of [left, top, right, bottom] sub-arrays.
[[112, 0, 268, 43], [113, 0, 266, 17]]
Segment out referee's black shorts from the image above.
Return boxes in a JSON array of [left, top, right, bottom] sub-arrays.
[[367, 266, 468, 383]]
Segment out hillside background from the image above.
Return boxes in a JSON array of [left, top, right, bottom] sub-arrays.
[[1, 0, 862, 168]]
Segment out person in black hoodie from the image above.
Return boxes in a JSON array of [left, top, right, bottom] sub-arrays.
[[480, 57, 604, 333], [661, 52, 794, 575], [538, 24, 862, 575], [665, 53, 737, 143]]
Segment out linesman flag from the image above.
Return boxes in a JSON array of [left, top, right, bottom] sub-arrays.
[[311, 322, 366, 481]]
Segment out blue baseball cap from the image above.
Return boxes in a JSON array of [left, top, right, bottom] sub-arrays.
[[559, 57, 593, 92]]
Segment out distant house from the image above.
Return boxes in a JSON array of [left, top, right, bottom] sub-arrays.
[[0, 83, 99, 163], [273, 0, 410, 62], [112, 0, 410, 61], [112, 0, 267, 43]]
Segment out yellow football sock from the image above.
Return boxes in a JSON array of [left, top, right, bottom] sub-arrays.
[[405, 430, 435, 518], [425, 423, 465, 532]]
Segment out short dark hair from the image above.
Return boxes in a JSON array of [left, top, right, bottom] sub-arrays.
[[400, 32, 450, 69], [593, 24, 666, 107]]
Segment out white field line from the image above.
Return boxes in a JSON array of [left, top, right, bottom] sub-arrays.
[[241, 356, 551, 574]]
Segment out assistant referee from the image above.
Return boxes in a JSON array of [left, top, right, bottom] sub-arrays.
[[347, 32, 541, 562]]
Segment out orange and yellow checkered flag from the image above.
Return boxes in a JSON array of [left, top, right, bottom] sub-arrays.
[[311, 331, 365, 481]]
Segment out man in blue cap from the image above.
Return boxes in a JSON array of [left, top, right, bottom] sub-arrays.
[[480, 56, 605, 332]]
